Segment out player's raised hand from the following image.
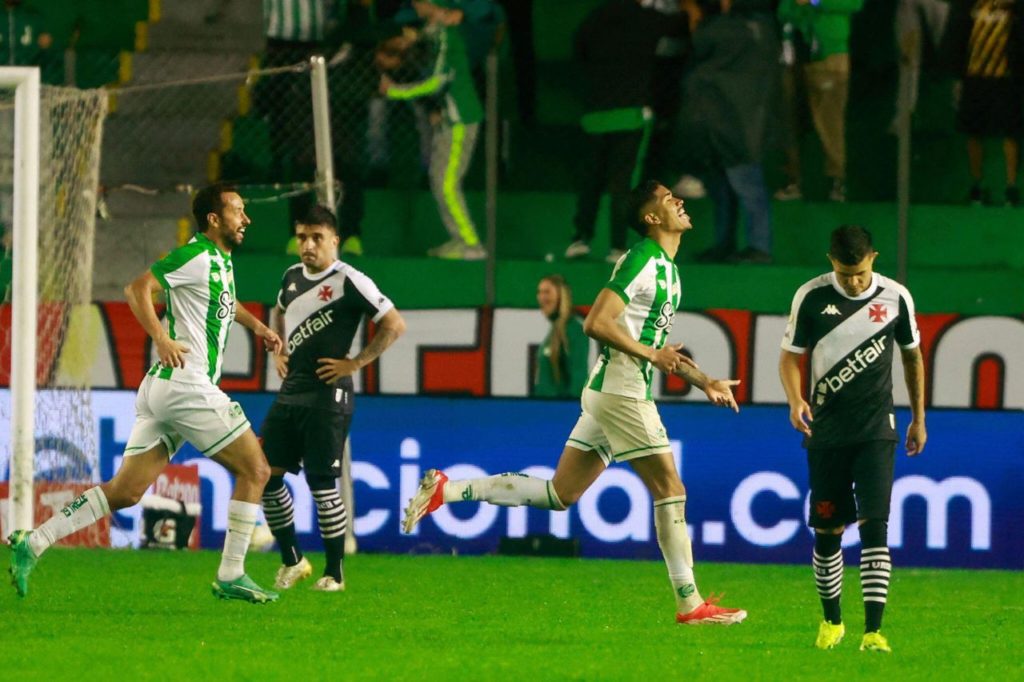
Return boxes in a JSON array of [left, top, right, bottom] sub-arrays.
[[788, 399, 813, 437], [905, 420, 927, 456], [317, 357, 361, 384], [274, 353, 289, 380], [704, 378, 740, 413], [650, 343, 683, 374], [155, 335, 189, 369]]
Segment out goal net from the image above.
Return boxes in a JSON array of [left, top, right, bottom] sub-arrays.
[[0, 76, 108, 543]]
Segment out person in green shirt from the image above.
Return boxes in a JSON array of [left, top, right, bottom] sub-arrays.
[[382, 0, 486, 260], [776, 0, 864, 203], [533, 274, 590, 399]]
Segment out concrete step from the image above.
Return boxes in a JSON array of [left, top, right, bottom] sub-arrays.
[[92, 216, 180, 298], [103, 189, 192, 218], [159, 0, 263, 28], [148, 19, 263, 54]]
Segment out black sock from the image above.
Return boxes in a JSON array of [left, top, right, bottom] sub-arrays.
[[311, 484, 347, 583], [813, 532, 843, 625], [262, 476, 302, 566], [859, 519, 891, 633]]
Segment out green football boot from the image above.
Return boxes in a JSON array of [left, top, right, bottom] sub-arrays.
[[211, 574, 279, 604], [8, 530, 38, 597]]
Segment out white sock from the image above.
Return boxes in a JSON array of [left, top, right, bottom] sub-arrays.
[[29, 486, 110, 557], [217, 499, 258, 582], [443, 473, 565, 510], [654, 496, 704, 613]]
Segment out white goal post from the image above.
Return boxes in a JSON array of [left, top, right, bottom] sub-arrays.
[[1, 66, 40, 532]]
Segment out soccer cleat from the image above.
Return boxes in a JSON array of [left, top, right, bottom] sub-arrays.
[[7, 530, 38, 598], [402, 469, 448, 534], [312, 576, 346, 592], [273, 556, 313, 590], [815, 620, 846, 649], [860, 631, 892, 653], [676, 594, 747, 625], [211, 574, 279, 604]]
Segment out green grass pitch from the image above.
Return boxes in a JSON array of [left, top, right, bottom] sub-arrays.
[[3, 548, 1021, 680]]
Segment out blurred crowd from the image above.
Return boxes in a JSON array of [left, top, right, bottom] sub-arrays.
[[3, 0, 1022, 265]]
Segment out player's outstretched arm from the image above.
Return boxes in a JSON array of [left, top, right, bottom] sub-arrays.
[[900, 346, 927, 456], [317, 308, 407, 384], [124, 270, 189, 368], [779, 349, 812, 437], [235, 303, 283, 355], [583, 289, 682, 374]]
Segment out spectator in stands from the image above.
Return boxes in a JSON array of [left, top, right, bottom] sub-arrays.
[[257, 0, 326, 185], [383, 1, 487, 260], [566, 0, 685, 264], [681, 0, 777, 264], [892, 0, 950, 132], [777, 0, 864, 203], [325, 6, 408, 257], [496, 0, 537, 126], [946, 0, 1024, 207], [533, 274, 590, 399]]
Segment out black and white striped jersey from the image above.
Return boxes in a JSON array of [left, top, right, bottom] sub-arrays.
[[781, 272, 920, 448], [276, 260, 393, 407]]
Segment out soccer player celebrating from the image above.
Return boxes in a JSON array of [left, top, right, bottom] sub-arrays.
[[8, 184, 284, 603], [778, 225, 927, 653], [261, 205, 405, 592], [403, 181, 747, 625]]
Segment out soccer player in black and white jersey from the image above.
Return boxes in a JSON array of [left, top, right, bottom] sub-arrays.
[[260, 205, 405, 592], [779, 225, 927, 654]]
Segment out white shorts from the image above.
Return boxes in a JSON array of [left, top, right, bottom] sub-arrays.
[[124, 374, 251, 459], [565, 388, 671, 465]]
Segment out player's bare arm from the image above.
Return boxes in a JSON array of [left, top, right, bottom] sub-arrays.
[[235, 303, 283, 355], [583, 288, 681, 374], [317, 308, 407, 384], [124, 270, 189, 369], [900, 346, 927, 456], [270, 304, 289, 379], [779, 349, 812, 437], [673, 362, 741, 413]]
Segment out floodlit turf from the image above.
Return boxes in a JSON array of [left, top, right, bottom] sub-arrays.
[[3, 548, 1021, 680]]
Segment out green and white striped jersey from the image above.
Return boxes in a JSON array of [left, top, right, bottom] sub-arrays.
[[263, 0, 325, 42], [586, 238, 682, 400], [148, 234, 237, 385]]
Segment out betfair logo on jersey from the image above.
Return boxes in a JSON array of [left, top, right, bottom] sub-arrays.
[[287, 309, 335, 354], [816, 336, 888, 397]]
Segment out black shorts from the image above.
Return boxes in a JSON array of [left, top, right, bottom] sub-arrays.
[[261, 402, 352, 478], [806, 440, 895, 529], [957, 77, 1023, 137]]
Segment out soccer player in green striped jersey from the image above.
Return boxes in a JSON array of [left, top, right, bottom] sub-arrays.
[[8, 185, 285, 604], [404, 180, 748, 624]]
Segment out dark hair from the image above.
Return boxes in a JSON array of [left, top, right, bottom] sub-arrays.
[[295, 204, 338, 233], [626, 179, 663, 236], [829, 225, 874, 265], [191, 183, 238, 231]]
